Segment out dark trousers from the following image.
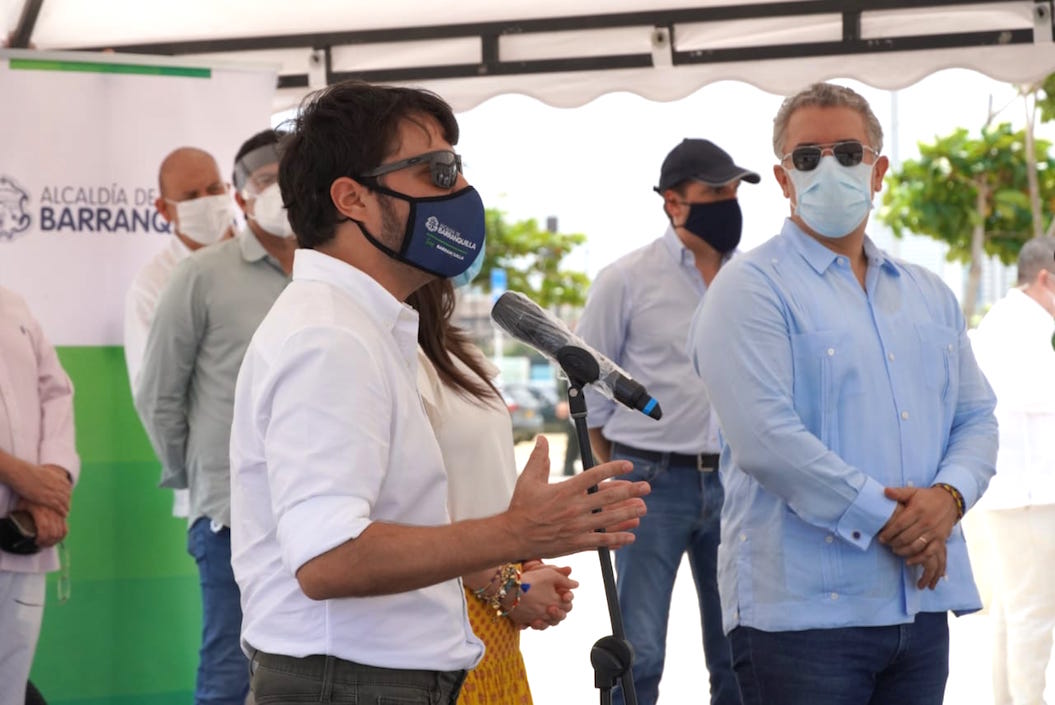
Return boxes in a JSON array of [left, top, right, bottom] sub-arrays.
[[248, 649, 467, 704], [729, 612, 950, 705], [609, 446, 740, 705]]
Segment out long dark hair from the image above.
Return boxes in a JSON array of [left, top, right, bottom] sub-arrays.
[[408, 279, 499, 403]]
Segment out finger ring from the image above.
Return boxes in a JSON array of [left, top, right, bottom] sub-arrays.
[[916, 535, 928, 545]]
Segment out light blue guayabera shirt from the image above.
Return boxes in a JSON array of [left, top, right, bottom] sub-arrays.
[[688, 219, 997, 634], [577, 227, 721, 454]]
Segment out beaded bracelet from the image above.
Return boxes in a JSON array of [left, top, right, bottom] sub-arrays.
[[471, 563, 523, 619], [934, 482, 965, 520]]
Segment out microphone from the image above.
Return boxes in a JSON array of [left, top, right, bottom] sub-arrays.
[[491, 291, 662, 420]]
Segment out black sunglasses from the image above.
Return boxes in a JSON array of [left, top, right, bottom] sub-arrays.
[[782, 141, 878, 171], [359, 150, 463, 190]]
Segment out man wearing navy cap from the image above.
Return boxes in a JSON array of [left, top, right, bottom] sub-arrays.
[[576, 138, 758, 705]]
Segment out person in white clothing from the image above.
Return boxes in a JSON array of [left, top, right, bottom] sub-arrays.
[[124, 147, 233, 518], [228, 80, 649, 705], [0, 286, 79, 705], [411, 277, 578, 704], [972, 235, 1055, 705]]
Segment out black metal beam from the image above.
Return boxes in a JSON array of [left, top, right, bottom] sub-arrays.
[[66, 1, 1052, 91], [8, 0, 44, 49], [73, 0, 1034, 55]]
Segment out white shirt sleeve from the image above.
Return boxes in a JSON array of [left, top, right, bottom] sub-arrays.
[[260, 324, 395, 574]]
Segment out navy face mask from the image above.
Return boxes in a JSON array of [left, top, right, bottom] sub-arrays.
[[357, 184, 486, 279], [679, 198, 743, 254]]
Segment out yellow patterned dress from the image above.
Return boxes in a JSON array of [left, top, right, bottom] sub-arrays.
[[458, 588, 534, 705]]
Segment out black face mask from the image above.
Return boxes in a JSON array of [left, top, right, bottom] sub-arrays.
[[677, 198, 742, 254]]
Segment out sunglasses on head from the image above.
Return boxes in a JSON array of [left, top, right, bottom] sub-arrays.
[[359, 150, 463, 190], [782, 140, 878, 171]]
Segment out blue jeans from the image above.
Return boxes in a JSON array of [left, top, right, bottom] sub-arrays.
[[610, 448, 739, 705], [188, 518, 249, 705], [729, 612, 949, 705]]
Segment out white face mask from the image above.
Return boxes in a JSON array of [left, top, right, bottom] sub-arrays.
[[170, 194, 233, 245], [785, 157, 874, 239], [248, 183, 295, 239]]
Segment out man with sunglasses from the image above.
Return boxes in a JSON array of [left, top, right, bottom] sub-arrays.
[[227, 80, 650, 705], [689, 82, 997, 704], [577, 138, 757, 705], [136, 129, 296, 705]]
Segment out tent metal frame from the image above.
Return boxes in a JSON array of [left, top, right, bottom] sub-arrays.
[[12, 1, 1054, 89]]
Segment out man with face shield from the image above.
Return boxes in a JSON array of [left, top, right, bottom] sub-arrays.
[[227, 80, 650, 705], [688, 82, 997, 704], [135, 129, 295, 705], [575, 138, 756, 705], [125, 148, 234, 519]]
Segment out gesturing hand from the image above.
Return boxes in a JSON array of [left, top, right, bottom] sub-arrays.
[[506, 437, 649, 560]]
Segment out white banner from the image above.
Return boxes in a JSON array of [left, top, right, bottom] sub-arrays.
[[0, 50, 276, 345]]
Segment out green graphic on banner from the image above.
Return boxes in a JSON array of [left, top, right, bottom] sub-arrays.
[[30, 347, 199, 704], [9, 58, 211, 79]]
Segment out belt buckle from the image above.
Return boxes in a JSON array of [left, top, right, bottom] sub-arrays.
[[697, 454, 716, 473]]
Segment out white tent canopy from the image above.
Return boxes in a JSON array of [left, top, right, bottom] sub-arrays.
[[4, 0, 1055, 111]]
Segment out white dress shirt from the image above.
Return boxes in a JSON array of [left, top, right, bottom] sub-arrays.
[[123, 236, 192, 393], [230, 249, 483, 670], [971, 287, 1055, 510]]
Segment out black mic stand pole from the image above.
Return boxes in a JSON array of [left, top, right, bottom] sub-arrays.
[[560, 356, 638, 705]]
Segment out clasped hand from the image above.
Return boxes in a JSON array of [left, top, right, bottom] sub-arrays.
[[877, 486, 959, 590]]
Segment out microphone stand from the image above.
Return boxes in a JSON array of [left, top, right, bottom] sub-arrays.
[[559, 347, 638, 705]]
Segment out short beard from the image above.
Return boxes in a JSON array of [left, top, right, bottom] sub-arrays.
[[377, 192, 433, 286]]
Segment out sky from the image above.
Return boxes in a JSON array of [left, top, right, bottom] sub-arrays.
[[451, 69, 1053, 283]]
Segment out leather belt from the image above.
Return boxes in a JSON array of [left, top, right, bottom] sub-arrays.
[[611, 443, 719, 472]]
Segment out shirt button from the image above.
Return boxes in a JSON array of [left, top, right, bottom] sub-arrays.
[[825, 535, 834, 543], [831, 592, 839, 600], [907, 480, 915, 487], [888, 352, 895, 361], [901, 411, 909, 420], [947, 344, 954, 352], [740, 533, 747, 542], [827, 348, 835, 356], [852, 530, 861, 540], [838, 257, 847, 265]]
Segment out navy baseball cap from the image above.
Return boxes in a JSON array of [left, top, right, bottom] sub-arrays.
[[654, 139, 760, 193]]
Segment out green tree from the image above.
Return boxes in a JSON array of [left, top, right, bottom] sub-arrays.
[[474, 208, 590, 308], [878, 122, 1055, 319]]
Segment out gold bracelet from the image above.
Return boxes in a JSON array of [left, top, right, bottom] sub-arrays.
[[934, 482, 965, 520]]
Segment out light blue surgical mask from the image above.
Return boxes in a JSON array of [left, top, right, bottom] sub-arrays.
[[786, 157, 874, 239], [451, 240, 486, 288]]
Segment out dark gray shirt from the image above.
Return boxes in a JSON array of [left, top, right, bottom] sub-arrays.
[[135, 229, 288, 526]]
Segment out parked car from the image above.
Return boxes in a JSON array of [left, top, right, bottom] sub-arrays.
[[499, 384, 544, 444], [504, 381, 560, 428]]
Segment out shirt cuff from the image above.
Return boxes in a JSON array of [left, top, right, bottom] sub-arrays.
[[835, 476, 898, 551], [933, 465, 980, 510], [37, 445, 80, 485], [277, 495, 373, 574]]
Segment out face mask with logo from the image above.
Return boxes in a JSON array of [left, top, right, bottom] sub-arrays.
[[169, 194, 233, 245], [249, 183, 295, 239], [786, 157, 874, 239], [678, 198, 742, 253], [452, 240, 486, 288], [357, 185, 486, 279]]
